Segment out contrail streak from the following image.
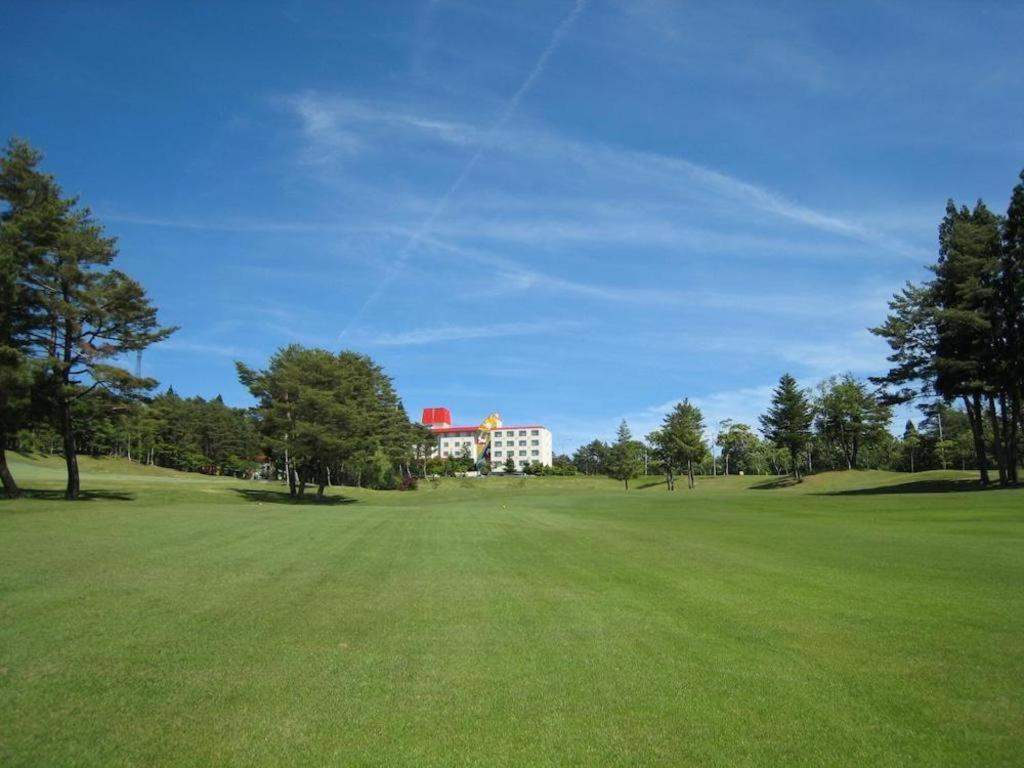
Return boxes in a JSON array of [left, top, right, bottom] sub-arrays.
[[339, 0, 587, 340]]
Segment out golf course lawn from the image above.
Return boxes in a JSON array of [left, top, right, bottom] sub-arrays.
[[1, 454, 1022, 766]]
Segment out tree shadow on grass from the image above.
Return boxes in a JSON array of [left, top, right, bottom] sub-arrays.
[[8, 489, 136, 502], [635, 478, 668, 489], [232, 488, 358, 506], [821, 478, 1011, 496], [750, 476, 802, 490]]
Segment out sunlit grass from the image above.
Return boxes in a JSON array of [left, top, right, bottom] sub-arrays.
[[2, 454, 1021, 766]]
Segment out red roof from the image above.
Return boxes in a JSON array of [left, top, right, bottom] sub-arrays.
[[421, 407, 452, 426], [431, 424, 546, 434]]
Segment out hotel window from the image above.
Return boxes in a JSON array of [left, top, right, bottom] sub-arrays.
[[531, 450, 539, 456], [519, 440, 526, 446], [519, 450, 526, 457], [507, 431, 515, 437], [518, 430, 526, 436], [442, 451, 449, 457], [494, 450, 502, 457], [531, 440, 539, 446], [531, 430, 539, 436], [494, 440, 502, 447]]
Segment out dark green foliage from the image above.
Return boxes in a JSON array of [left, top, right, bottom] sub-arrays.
[[13, 388, 262, 476], [0, 139, 64, 497], [0, 138, 174, 499], [903, 420, 921, 473], [549, 454, 577, 475], [238, 345, 415, 495], [760, 374, 813, 480], [607, 420, 644, 490], [813, 375, 892, 471], [647, 400, 707, 490], [715, 422, 763, 475], [411, 423, 437, 478], [873, 171, 1024, 485], [571, 439, 609, 475]]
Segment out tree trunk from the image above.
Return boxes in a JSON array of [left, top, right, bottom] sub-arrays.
[[965, 394, 990, 486], [937, 406, 947, 469], [665, 467, 673, 491], [987, 396, 1007, 486], [998, 391, 1016, 486], [0, 430, 21, 499], [624, 477, 629, 491], [687, 460, 695, 489], [1009, 389, 1021, 485], [59, 397, 80, 500]]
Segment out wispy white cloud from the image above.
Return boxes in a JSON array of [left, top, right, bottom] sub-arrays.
[[102, 211, 379, 234], [335, 0, 590, 338], [280, 94, 927, 262], [416, 236, 689, 305], [157, 339, 258, 358], [776, 330, 892, 377], [281, 91, 480, 164], [360, 320, 580, 346]]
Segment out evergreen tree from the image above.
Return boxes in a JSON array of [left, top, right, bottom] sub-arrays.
[[760, 373, 813, 480], [607, 420, 643, 490], [238, 346, 414, 496], [933, 201, 1003, 484], [999, 172, 1024, 482], [647, 400, 707, 490], [874, 172, 1024, 485], [0, 139, 63, 497], [2, 139, 174, 499]]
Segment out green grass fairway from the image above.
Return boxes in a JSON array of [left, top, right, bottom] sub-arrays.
[[2, 455, 1022, 766]]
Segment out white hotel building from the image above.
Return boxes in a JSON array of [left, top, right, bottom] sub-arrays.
[[422, 407, 553, 471]]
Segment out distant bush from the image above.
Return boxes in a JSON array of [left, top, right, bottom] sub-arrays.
[[398, 475, 418, 492], [539, 463, 576, 476]]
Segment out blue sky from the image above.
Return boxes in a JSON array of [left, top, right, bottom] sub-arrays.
[[3, 1, 1022, 451]]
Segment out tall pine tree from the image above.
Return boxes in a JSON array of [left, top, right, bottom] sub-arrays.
[[648, 400, 707, 490], [4, 139, 175, 498], [760, 373, 813, 480]]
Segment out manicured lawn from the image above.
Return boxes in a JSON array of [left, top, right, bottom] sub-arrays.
[[1, 455, 1022, 766]]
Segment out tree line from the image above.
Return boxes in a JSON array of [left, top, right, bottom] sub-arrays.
[[571, 170, 1024, 490], [872, 171, 1024, 486], [0, 139, 423, 499], [13, 388, 261, 476], [572, 371, 1002, 489]]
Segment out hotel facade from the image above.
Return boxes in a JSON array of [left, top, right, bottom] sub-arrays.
[[422, 407, 553, 471]]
